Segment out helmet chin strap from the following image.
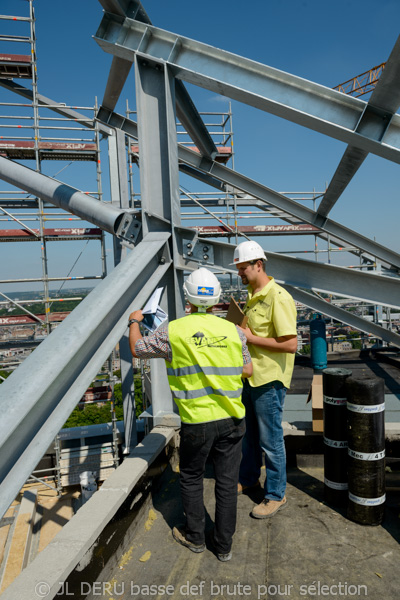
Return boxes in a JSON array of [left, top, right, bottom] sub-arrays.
[[197, 306, 207, 313]]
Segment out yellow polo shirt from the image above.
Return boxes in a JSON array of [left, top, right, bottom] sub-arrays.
[[244, 277, 297, 388]]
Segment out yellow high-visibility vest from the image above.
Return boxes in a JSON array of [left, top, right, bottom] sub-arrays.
[[166, 313, 245, 424]]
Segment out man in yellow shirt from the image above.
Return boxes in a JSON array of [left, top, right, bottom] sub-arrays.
[[232, 241, 297, 518]]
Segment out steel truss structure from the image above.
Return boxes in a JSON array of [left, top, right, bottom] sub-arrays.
[[0, 0, 400, 519]]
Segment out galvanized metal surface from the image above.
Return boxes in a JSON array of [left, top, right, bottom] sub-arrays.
[[135, 58, 183, 425], [316, 35, 400, 219], [0, 234, 171, 519], [92, 106, 400, 271], [94, 15, 400, 164], [286, 286, 400, 347], [0, 157, 136, 243]]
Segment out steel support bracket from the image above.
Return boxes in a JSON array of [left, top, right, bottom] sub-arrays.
[[174, 225, 217, 266], [115, 212, 142, 244], [355, 104, 394, 141], [181, 237, 214, 264]]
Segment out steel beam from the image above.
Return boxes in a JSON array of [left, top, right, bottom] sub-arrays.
[[0, 233, 171, 519], [314, 146, 368, 223], [95, 6, 218, 159], [101, 55, 134, 112], [286, 286, 400, 348], [93, 108, 400, 270], [173, 234, 400, 309], [0, 79, 113, 136], [97, 0, 150, 21], [316, 35, 400, 220], [135, 58, 183, 425], [94, 15, 400, 164], [256, 253, 400, 309], [369, 34, 400, 114], [175, 80, 218, 160], [108, 129, 138, 453], [0, 157, 140, 244], [176, 145, 400, 270]]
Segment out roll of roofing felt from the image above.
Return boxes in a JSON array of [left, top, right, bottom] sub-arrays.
[[346, 376, 385, 525], [323, 368, 352, 506]]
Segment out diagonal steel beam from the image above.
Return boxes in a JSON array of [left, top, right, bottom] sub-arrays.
[[174, 79, 218, 159], [286, 286, 400, 348], [313, 146, 368, 223], [94, 108, 400, 270], [177, 145, 400, 271], [0, 233, 171, 519], [101, 55, 134, 112], [97, 0, 151, 21], [369, 35, 400, 113], [0, 79, 113, 136], [93, 15, 400, 164], [173, 233, 400, 309], [96, 4, 217, 158], [256, 253, 400, 309], [316, 35, 400, 220], [178, 163, 378, 263], [0, 157, 140, 243]]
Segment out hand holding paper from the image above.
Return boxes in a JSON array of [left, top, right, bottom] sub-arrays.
[[141, 287, 168, 332]]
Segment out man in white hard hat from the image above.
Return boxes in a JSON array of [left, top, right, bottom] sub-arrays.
[[232, 240, 297, 518], [128, 268, 252, 561]]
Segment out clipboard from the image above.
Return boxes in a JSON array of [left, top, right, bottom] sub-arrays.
[[226, 296, 248, 328]]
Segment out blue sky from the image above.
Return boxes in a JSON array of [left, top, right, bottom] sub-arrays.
[[1, 0, 400, 293]]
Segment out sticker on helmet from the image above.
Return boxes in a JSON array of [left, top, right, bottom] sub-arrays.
[[197, 286, 214, 296]]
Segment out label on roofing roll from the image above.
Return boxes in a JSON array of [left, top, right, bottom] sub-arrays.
[[347, 402, 385, 414], [323, 436, 348, 448], [324, 477, 348, 490], [348, 448, 385, 461], [323, 395, 347, 405], [348, 492, 386, 506]]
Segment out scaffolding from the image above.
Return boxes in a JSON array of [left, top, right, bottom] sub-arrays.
[[0, 1, 115, 494], [0, 3, 106, 335]]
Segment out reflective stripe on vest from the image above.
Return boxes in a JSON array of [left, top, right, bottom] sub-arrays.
[[166, 365, 243, 377], [172, 386, 243, 400], [166, 313, 245, 424]]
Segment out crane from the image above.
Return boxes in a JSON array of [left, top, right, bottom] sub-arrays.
[[333, 62, 386, 97]]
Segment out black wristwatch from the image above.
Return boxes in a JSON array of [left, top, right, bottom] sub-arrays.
[[128, 318, 140, 327]]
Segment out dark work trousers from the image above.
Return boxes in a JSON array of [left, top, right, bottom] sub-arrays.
[[179, 416, 246, 554]]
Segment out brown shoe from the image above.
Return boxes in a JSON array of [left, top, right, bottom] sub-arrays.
[[251, 497, 287, 519], [237, 481, 261, 495], [172, 526, 205, 553]]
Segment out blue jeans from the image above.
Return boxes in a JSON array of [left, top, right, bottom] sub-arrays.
[[179, 416, 245, 553], [239, 380, 287, 501]]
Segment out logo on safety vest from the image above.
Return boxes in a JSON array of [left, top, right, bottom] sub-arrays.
[[187, 331, 227, 348]]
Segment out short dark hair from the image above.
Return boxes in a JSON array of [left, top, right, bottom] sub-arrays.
[[249, 259, 266, 271]]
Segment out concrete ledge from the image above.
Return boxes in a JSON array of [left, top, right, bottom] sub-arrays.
[[0, 426, 176, 600], [385, 422, 400, 441], [283, 421, 320, 436], [284, 420, 400, 441]]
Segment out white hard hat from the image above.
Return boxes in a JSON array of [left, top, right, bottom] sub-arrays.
[[230, 240, 267, 265], [183, 268, 221, 308]]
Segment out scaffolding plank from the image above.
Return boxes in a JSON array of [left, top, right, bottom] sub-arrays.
[[0, 228, 103, 241], [194, 224, 319, 237], [0, 54, 32, 79], [0, 141, 97, 161], [0, 314, 69, 326]]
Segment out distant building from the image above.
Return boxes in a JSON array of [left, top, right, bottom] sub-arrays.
[[332, 341, 353, 352]]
